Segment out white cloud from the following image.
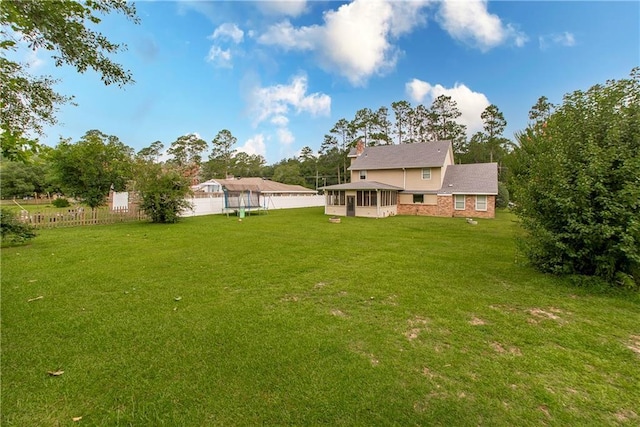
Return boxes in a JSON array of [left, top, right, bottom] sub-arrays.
[[237, 134, 267, 157], [257, 20, 318, 51], [258, 0, 430, 86], [271, 115, 289, 127], [205, 46, 233, 68], [206, 23, 244, 68], [406, 79, 491, 134], [406, 79, 433, 104], [437, 0, 527, 51], [277, 128, 295, 146], [539, 32, 576, 50], [256, 0, 308, 17], [210, 23, 244, 44], [249, 74, 331, 126]]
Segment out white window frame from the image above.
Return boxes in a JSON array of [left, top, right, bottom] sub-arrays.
[[454, 194, 465, 210], [476, 195, 487, 211], [421, 168, 431, 180], [359, 170, 367, 180]]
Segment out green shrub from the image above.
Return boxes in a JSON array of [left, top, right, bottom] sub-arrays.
[[136, 163, 193, 223], [496, 182, 510, 208], [52, 198, 71, 208], [510, 69, 639, 289], [0, 208, 36, 244]]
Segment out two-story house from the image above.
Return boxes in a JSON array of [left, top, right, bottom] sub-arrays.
[[322, 140, 498, 218]]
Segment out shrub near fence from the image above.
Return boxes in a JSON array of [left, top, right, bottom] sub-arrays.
[[19, 206, 147, 229]]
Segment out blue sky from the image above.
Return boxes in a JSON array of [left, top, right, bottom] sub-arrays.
[[21, 0, 640, 164]]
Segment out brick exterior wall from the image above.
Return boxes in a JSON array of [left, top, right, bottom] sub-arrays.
[[437, 195, 453, 216], [397, 195, 495, 218], [451, 195, 495, 218]]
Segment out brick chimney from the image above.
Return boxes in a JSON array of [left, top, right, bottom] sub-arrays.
[[355, 139, 365, 156]]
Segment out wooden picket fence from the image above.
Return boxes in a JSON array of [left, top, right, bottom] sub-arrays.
[[19, 206, 147, 229]]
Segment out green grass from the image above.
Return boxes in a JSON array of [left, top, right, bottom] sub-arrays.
[[2, 208, 639, 425]]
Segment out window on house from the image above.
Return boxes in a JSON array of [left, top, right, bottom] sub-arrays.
[[359, 170, 367, 180], [413, 194, 424, 204], [454, 194, 465, 210], [327, 190, 346, 206], [422, 168, 431, 180], [356, 190, 377, 207], [476, 195, 487, 211], [380, 191, 397, 206]]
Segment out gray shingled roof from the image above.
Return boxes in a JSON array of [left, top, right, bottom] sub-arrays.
[[348, 140, 452, 170], [321, 181, 404, 191], [439, 163, 498, 195], [216, 178, 316, 193]]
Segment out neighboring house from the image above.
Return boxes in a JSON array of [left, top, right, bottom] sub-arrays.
[[193, 177, 318, 211], [322, 140, 498, 219]]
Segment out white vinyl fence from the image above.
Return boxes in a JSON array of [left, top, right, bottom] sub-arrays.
[[180, 194, 325, 217]]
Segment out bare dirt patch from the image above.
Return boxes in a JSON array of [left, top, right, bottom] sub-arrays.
[[330, 308, 347, 318], [491, 341, 522, 356], [626, 335, 640, 356], [421, 366, 435, 379], [383, 294, 399, 306], [406, 328, 421, 340], [491, 342, 507, 353], [314, 282, 327, 289], [539, 405, 551, 419], [469, 316, 486, 326], [614, 409, 638, 422], [405, 316, 429, 340], [280, 294, 300, 302], [527, 307, 570, 325]]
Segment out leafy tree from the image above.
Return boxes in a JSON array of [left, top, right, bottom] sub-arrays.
[[299, 146, 315, 161], [510, 69, 640, 288], [528, 96, 554, 125], [0, 160, 40, 198], [496, 182, 510, 208], [135, 162, 192, 223], [371, 106, 393, 145], [228, 152, 266, 178], [298, 146, 318, 188], [319, 134, 344, 184], [350, 108, 374, 146], [461, 104, 512, 167], [412, 104, 430, 143], [0, 208, 35, 244], [1, 0, 138, 160], [481, 104, 510, 163], [168, 134, 208, 167], [316, 146, 345, 186], [0, 157, 57, 198], [49, 130, 134, 208], [208, 129, 237, 178], [427, 95, 467, 152], [137, 140, 164, 162], [391, 100, 412, 144], [328, 118, 352, 179], [272, 160, 306, 186]]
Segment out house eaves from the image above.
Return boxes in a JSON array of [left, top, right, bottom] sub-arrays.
[[321, 181, 404, 191]]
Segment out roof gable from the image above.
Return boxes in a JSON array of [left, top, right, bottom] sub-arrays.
[[348, 140, 452, 171]]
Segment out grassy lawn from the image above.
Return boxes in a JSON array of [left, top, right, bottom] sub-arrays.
[[2, 208, 639, 425]]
